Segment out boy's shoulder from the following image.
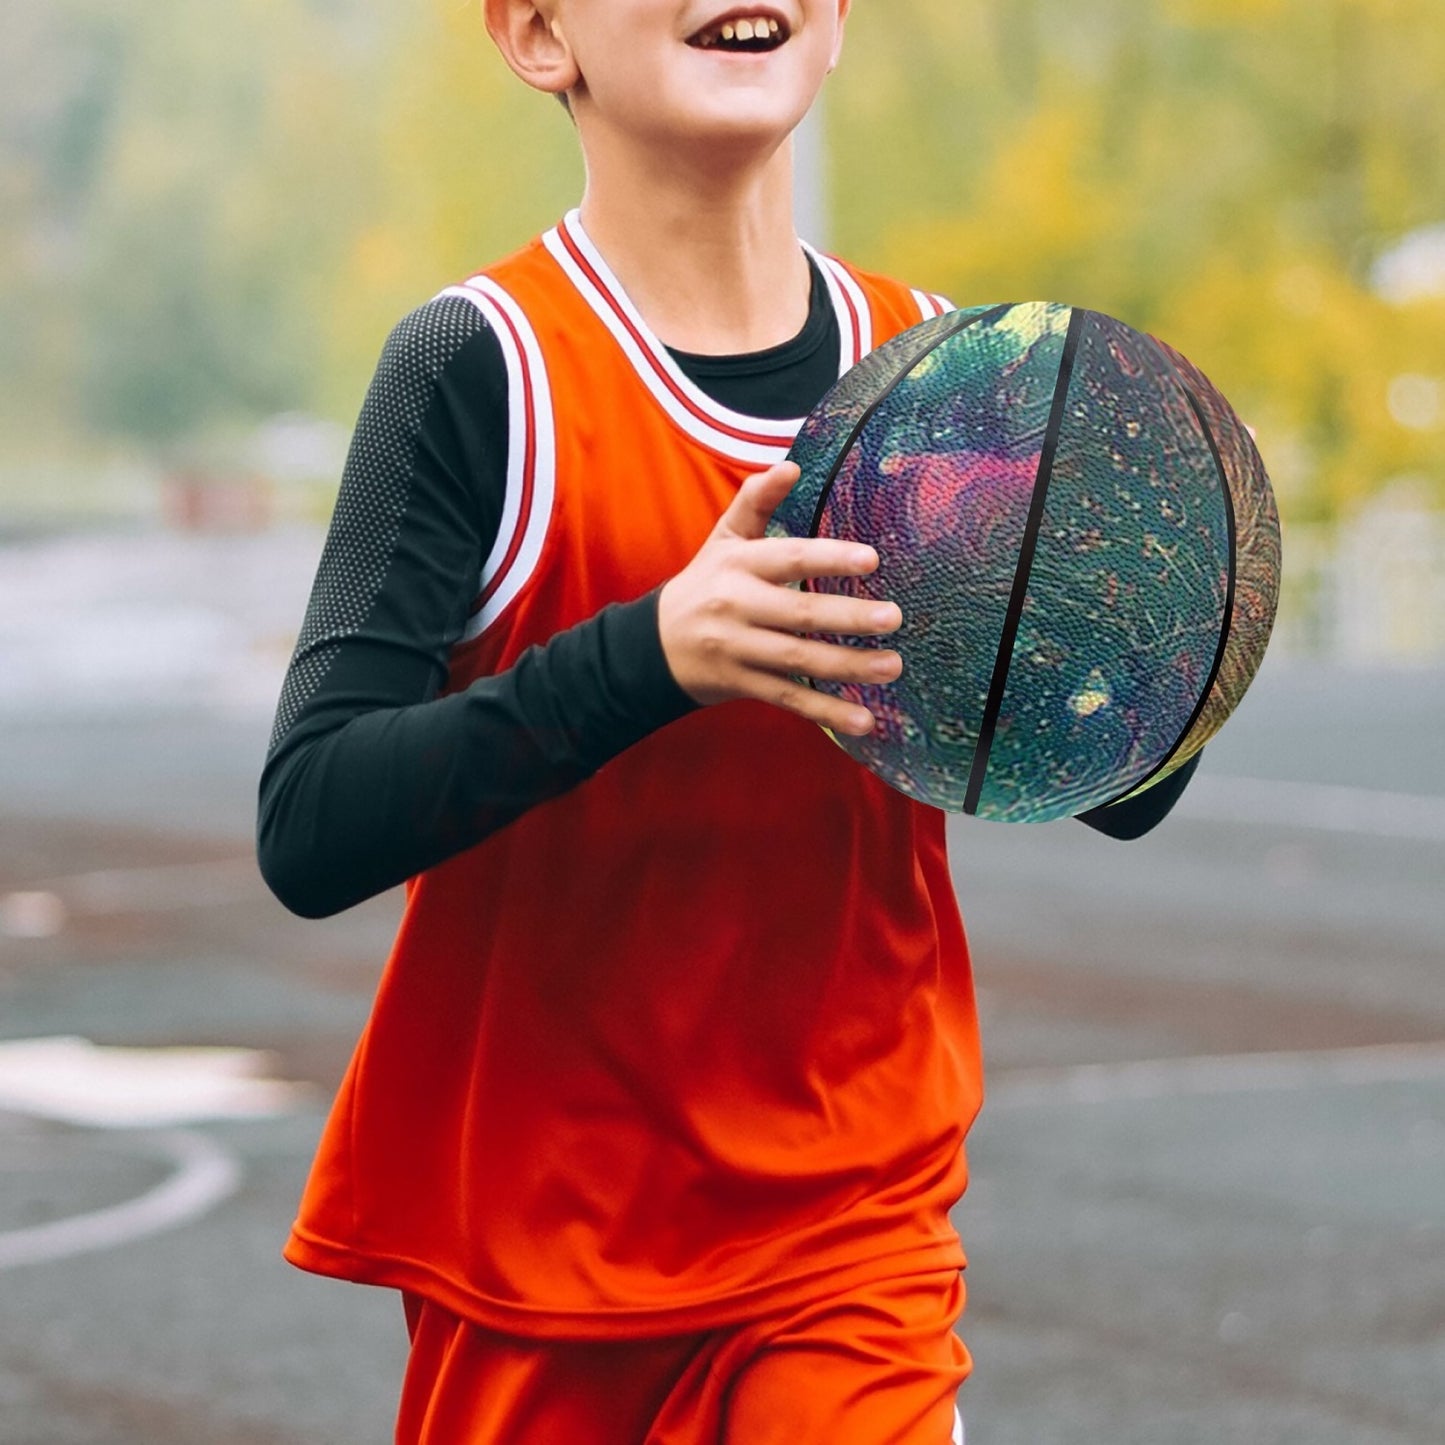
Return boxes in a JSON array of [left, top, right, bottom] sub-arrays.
[[373, 233, 550, 373], [373, 291, 499, 389], [373, 228, 564, 379]]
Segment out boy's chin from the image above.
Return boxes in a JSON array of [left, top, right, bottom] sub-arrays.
[[653, 93, 815, 151], [580, 75, 819, 160]]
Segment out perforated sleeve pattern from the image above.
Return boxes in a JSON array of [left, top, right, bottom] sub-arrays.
[[257, 288, 695, 919], [268, 295, 491, 752]]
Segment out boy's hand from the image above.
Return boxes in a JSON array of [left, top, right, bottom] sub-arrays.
[[658, 462, 904, 738]]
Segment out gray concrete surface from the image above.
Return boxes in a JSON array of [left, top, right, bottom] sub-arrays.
[[1, 526, 1441, 1443]]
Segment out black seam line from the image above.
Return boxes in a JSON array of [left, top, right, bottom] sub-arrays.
[[805, 303, 1015, 542], [963, 306, 1086, 817], [1092, 367, 1238, 807]]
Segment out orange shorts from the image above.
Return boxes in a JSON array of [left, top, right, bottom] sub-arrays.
[[396, 1270, 969, 1445]]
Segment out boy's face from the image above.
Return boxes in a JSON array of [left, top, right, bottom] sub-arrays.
[[513, 1, 851, 152]]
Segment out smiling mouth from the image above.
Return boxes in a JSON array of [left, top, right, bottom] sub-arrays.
[[687, 14, 790, 52]]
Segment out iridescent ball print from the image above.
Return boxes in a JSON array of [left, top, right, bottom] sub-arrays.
[[769, 302, 1281, 822]]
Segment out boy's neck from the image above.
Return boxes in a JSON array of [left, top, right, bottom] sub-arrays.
[[577, 135, 812, 358]]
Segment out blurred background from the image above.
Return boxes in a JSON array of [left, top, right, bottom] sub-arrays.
[[5, 0, 1445, 649], [1, 1, 1442, 1442]]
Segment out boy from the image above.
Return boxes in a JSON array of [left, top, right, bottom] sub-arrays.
[[258, 2, 1199, 1439]]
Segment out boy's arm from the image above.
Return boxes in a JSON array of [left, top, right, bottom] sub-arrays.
[[1072, 750, 1202, 840], [257, 298, 697, 919], [258, 300, 895, 921]]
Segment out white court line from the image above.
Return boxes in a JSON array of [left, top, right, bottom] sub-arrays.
[[0, 1127, 240, 1271], [1, 1045, 1438, 1273], [0, 1036, 313, 1128], [1180, 774, 1445, 842], [988, 1041, 1445, 1111]]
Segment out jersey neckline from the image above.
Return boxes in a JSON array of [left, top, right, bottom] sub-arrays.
[[663, 254, 832, 379], [542, 209, 872, 467]]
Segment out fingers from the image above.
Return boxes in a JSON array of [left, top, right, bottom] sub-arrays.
[[744, 534, 885, 588], [717, 597, 904, 737], [763, 677, 879, 738], [720, 461, 886, 586], [742, 632, 905, 691], [718, 461, 802, 542], [659, 458, 910, 738], [740, 576, 902, 640]]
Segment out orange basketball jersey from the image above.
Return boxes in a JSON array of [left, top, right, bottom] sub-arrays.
[[284, 212, 984, 1338]]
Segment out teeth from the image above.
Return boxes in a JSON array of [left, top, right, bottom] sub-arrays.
[[696, 15, 785, 48]]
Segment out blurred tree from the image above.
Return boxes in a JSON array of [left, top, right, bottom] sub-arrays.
[[319, 0, 582, 416], [830, 0, 1445, 523], [3, 0, 388, 454], [1, 0, 1440, 530], [0, 0, 127, 447], [74, 0, 387, 449]]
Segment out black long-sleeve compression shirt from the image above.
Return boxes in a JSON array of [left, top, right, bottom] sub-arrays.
[[258, 261, 1198, 919]]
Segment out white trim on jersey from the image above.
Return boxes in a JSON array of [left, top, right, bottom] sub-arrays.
[[911, 289, 957, 321], [952, 1405, 965, 1444], [437, 278, 558, 644], [543, 211, 882, 467], [803, 243, 873, 374], [543, 212, 801, 468]]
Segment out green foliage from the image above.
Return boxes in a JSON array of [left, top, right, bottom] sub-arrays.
[[318, 2, 582, 416], [3, 0, 390, 448], [3, 0, 1441, 528]]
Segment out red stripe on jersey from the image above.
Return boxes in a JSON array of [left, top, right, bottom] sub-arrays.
[[828, 257, 864, 364], [912, 290, 945, 322], [469, 288, 539, 620], [556, 218, 786, 450]]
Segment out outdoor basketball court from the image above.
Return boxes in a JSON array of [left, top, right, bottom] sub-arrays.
[[1, 527, 1442, 1443]]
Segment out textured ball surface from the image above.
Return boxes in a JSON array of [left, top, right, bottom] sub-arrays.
[[771, 302, 1281, 822]]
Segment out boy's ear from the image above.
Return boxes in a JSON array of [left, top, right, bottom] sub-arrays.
[[483, 0, 579, 101], [827, 0, 852, 73]]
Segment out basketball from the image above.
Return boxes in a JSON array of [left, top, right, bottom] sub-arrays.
[[770, 302, 1281, 822]]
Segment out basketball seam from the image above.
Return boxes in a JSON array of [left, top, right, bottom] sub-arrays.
[[963, 305, 1087, 817], [1091, 362, 1240, 807], [805, 303, 1014, 542]]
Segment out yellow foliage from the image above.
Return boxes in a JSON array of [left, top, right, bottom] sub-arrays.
[[321, 0, 583, 409], [12, 0, 1440, 533], [1156, 248, 1445, 519], [1162, 0, 1288, 26], [878, 100, 1128, 311], [830, 0, 1445, 528]]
